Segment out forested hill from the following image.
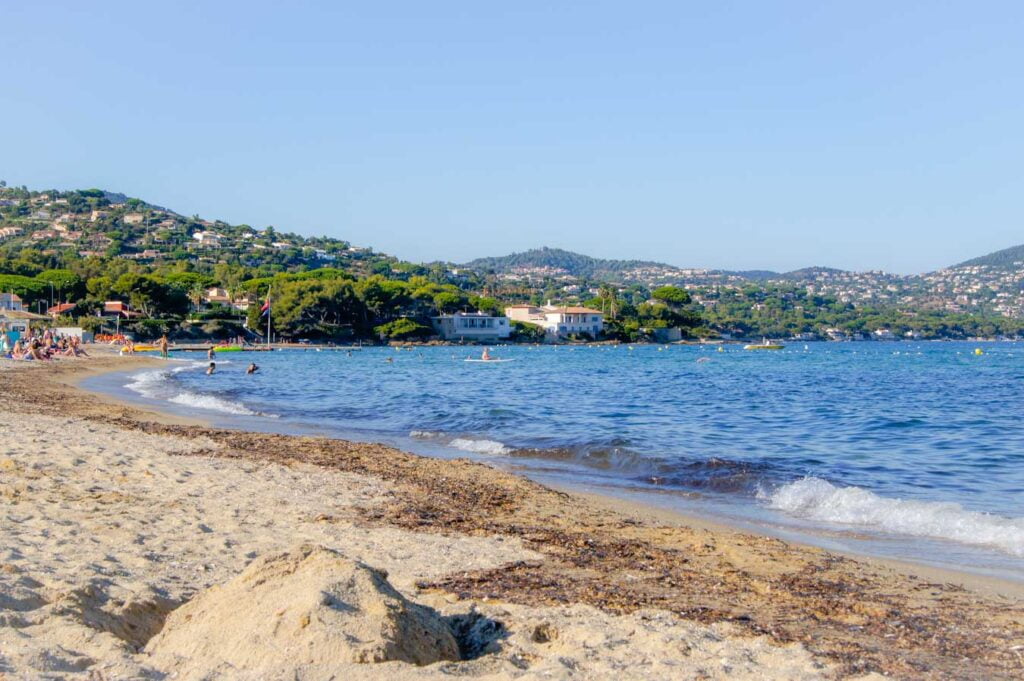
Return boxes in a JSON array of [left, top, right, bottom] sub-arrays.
[[954, 244, 1024, 269], [0, 185, 388, 273], [461, 247, 682, 279]]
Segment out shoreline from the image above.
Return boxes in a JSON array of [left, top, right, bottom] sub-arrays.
[[62, 356, 1024, 597], [3, 353, 1023, 678], [86, 353, 1024, 590]]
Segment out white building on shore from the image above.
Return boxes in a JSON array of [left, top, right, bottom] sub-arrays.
[[431, 311, 511, 342], [505, 304, 604, 340]]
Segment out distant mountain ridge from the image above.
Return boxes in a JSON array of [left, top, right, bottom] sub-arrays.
[[461, 247, 853, 283], [461, 247, 684, 280]]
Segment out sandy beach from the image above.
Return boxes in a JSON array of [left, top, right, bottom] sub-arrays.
[[2, 354, 1022, 680]]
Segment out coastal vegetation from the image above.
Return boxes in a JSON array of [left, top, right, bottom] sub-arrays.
[[2, 185, 1023, 342]]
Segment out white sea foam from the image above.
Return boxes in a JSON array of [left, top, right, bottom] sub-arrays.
[[409, 430, 446, 440], [167, 391, 258, 416], [762, 477, 1024, 557], [125, 364, 261, 417], [448, 438, 512, 456]]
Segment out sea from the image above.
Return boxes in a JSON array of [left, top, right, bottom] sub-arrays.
[[84, 341, 1024, 580]]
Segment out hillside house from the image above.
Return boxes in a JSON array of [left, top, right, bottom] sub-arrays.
[[123, 213, 145, 225], [192, 231, 223, 246]]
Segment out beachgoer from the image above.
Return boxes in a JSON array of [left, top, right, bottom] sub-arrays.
[[246, 362, 258, 374], [207, 346, 216, 361], [481, 347, 491, 360], [206, 362, 216, 375], [159, 334, 169, 358]]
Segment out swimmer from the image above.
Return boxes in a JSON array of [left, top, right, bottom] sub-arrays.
[[246, 362, 259, 374], [206, 362, 216, 375]]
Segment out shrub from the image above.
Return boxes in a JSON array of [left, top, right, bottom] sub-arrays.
[[374, 318, 433, 340]]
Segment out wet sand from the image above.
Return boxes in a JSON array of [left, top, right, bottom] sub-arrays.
[[2, 353, 1022, 679]]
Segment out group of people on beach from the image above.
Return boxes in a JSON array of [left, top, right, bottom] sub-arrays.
[[1, 327, 89, 361]]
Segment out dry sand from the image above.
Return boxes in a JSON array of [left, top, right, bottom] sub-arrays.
[[1, 354, 1021, 679]]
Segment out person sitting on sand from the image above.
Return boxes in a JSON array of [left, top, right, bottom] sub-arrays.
[[246, 362, 258, 374], [206, 362, 216, 375], [26, 338, 49, 361], [71, 336, 88, 357]]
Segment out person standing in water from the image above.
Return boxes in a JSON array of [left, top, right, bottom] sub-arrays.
[[158, 334, 169, 358], [206, 362, 216, 375], [207, 346, 216, 361]]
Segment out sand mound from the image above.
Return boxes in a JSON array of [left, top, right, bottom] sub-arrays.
[[146, 544, 460, 675]]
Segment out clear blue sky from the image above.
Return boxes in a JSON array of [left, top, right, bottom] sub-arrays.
[[3, 2, 1022, 273]]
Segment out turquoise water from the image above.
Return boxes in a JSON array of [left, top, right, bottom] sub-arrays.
[[89, 341, 1024, 578]]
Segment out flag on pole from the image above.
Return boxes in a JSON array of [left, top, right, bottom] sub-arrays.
[[260, 291, 272, 317]]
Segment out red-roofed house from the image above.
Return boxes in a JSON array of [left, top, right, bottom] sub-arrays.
[[47, 302, 77, 317], [103, 301, 139, 318]]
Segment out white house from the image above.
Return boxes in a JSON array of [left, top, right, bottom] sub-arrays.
[[505, 304, 604, 340], [192, 231, 223, 246], [431, 311, 511, 342], [873, 328, 897, 340]]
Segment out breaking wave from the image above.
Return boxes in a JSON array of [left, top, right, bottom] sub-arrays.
[[761, 477, 1024, 557], [448, 438, 512, 456], [125, 365, 263, 417]]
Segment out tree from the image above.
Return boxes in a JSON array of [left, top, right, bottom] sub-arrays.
[[36, 269, 85, 302], [258, 279, 367, 338], [651, 286, 691, 306], [432, 291, 466, 314], [374, 318, 432, 340]]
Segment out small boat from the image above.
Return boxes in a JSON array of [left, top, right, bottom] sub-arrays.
[[213, 345, 244, 353], [464, 358, 515, 363], [744, 338, 785, 351], [132, 344, 158, 352]]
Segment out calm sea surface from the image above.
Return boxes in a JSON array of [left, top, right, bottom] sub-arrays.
[[87, 341, 1024, 579]]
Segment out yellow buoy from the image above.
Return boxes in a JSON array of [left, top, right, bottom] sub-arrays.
[[974, 348, 984, 356]]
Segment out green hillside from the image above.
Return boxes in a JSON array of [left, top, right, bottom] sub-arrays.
[[462, 246, 680, 280], [954, 244, 1024, 269]]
